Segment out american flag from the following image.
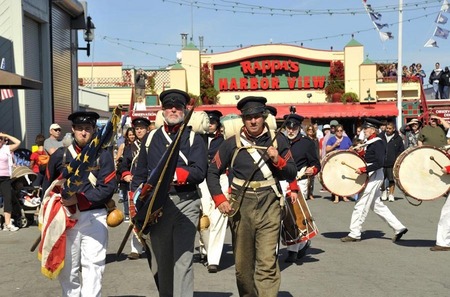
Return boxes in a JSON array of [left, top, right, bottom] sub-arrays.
[[0, 58, 14, 101]]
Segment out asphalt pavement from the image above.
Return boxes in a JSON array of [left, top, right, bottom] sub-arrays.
[[0, 182, 448, 297]]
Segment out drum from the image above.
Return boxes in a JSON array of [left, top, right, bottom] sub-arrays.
[[393, 145, 450, 201], [281, 192, 319, 246], [320, 150, 368, 197]]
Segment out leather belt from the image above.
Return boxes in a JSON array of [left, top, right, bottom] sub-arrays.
[[232, 177, 276, 191]]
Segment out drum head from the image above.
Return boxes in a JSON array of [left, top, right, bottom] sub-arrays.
[[394, 146, 450, 201], [320, 151, 368, 197]]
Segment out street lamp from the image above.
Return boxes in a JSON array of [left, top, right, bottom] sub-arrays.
[[78, 16, 95, 57]]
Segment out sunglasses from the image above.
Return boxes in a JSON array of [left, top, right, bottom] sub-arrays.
[[53, 128, 61, 132], [163, 103, 184, 110], [336, 129, 344, 132], [243, 113, 263, 121]]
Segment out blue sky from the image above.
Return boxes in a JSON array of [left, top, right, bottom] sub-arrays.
[[80, 0, 450, 76]]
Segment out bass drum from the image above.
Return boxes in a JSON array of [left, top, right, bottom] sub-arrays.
[[320, 150, 368, 197], [393, 145, 450, 201], [281, 192, 318, 246]]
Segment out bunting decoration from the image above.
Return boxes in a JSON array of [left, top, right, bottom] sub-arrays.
[[362, 1, 393, 43], [0, 58, 14, 101], [424, 0, 450, 47]]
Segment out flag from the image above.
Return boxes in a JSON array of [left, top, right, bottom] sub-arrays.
[[434, 26, 449, 39], [442, 0, 450, 13], [435, 12, 448, 25], [424, 38, 439, 47], [374, 22, 389, 30], [0, 58, 14, 101], [379, 31, 394, 42], [370, 12, 382, 21]]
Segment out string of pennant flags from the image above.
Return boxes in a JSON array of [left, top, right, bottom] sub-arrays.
[[362, 0, 394, 42], [424, 0, 450, 47]]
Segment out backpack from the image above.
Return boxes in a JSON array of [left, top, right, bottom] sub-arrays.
[[37, 153, 50, 172]]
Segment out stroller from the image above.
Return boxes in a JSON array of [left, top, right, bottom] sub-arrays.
[[0, 166, 40, 228]]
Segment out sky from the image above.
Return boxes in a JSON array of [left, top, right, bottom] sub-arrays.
[[79, 0, 450, 76]]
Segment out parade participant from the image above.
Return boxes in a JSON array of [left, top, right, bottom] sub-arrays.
[[431, 166, 450, 251], [341, 118, 408, 243], [282, 114, 321, 263], [43, 111, 116, 296], [198, 110, 227, 273], [131, 89, 208, 297], [118, 118, 150, 259], [207, 96, 297, 297]]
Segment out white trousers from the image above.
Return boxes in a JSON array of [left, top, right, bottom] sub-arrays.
[[199, 175, 229, 265], [348, 169, 406, 239], [287, 179, 309, 252], [59, 208, 108, 297], [130, 232, 143, 253], [436, 195, 450, 247]]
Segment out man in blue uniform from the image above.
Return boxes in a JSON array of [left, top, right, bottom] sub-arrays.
[[282, 114, 321, 263], [198, 110, 228, 273], [341, 118, 408, 243], [207, 96, 297, 297], [117, 117, 150, 260], [131, 89, 208, 297], [43, 111, 117, 297]]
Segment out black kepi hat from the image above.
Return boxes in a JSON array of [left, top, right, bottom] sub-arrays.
[[132, 117, 151, 127], [283, 114, 304, 128], [362, 118, 383, 129], [205, 110, 223, 124], [160, 89, 190, 108], [237, 96, 267, 116], [68, 111, 100, 126]]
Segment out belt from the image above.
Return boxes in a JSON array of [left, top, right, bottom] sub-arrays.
[[232, 177, 276, 191]]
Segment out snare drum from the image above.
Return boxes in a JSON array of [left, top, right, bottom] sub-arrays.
[[320, 150, 368, 197], [393, 145, 450, 201], [281, 192, 318, 246]]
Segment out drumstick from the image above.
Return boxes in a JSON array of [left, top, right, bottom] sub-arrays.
[[430, 156, 443, 169], [341, 161, 357, 171]]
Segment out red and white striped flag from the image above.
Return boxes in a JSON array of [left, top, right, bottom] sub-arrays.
[[0, 58, 14, 101]]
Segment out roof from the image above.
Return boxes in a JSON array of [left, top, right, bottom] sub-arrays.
[[345, 39, 363, 47], [135, 102, 397, 120], [0, 69, 42, 89]]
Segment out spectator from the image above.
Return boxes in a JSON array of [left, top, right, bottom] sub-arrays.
[[418, 114, 449, 147], [135, 68, 148, 98], [319, 124, 331, 159], [29, 134, 47, 188], [305, 124, 320, 200], [400, 118, 422, 148], [313, 122, 324, 140], [379, 122, 405, 202], [44, 123, 63, 155], [439, 66, 450, 99], [429, 62, 443, 99], [377, 66, 385, 82], [414, 63, 426, 84], [0, 132, 21, 231], [133, 95, 147, 111], [402, 65, 411, 78]]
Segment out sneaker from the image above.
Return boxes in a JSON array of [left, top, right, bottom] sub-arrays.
[[381, 191, 388, 201], [388, 194, 395, 202], [430, 245, 450, 251], [124, 216, 130, 223], [340, 236, 361, 242], [392, 228, 408, 242], [3, 223, 19, 232], [207, 264, 218, 273]]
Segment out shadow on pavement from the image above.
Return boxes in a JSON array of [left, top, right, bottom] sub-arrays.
[[194, 292, 233, 297], [392, 239, 435, 247]]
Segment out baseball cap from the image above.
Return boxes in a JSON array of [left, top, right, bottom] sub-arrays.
[[49, 123, 61, 131]]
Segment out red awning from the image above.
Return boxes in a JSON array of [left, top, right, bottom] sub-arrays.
[[131, 102, 397, 120], [196, 102, 398, 119]]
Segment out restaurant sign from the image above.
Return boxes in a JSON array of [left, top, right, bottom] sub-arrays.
[[213, 55, 330, 91]]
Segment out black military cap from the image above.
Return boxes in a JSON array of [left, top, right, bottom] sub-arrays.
[[68, 111, 100, 126], [283, 114, 304, 128], [237, 96, 267, 116], [362, 118, 384, 129], [160, 89, 190, 108], [132, 117, 151, 127], [266, 105, 277, 116], [206, 110, 223, 124]]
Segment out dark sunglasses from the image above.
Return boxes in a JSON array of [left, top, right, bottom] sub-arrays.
[[163, 103, 184, 110], [53, 128, 61, 132]]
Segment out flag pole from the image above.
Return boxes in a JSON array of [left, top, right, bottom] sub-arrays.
[[396, 0, 403, 129]]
